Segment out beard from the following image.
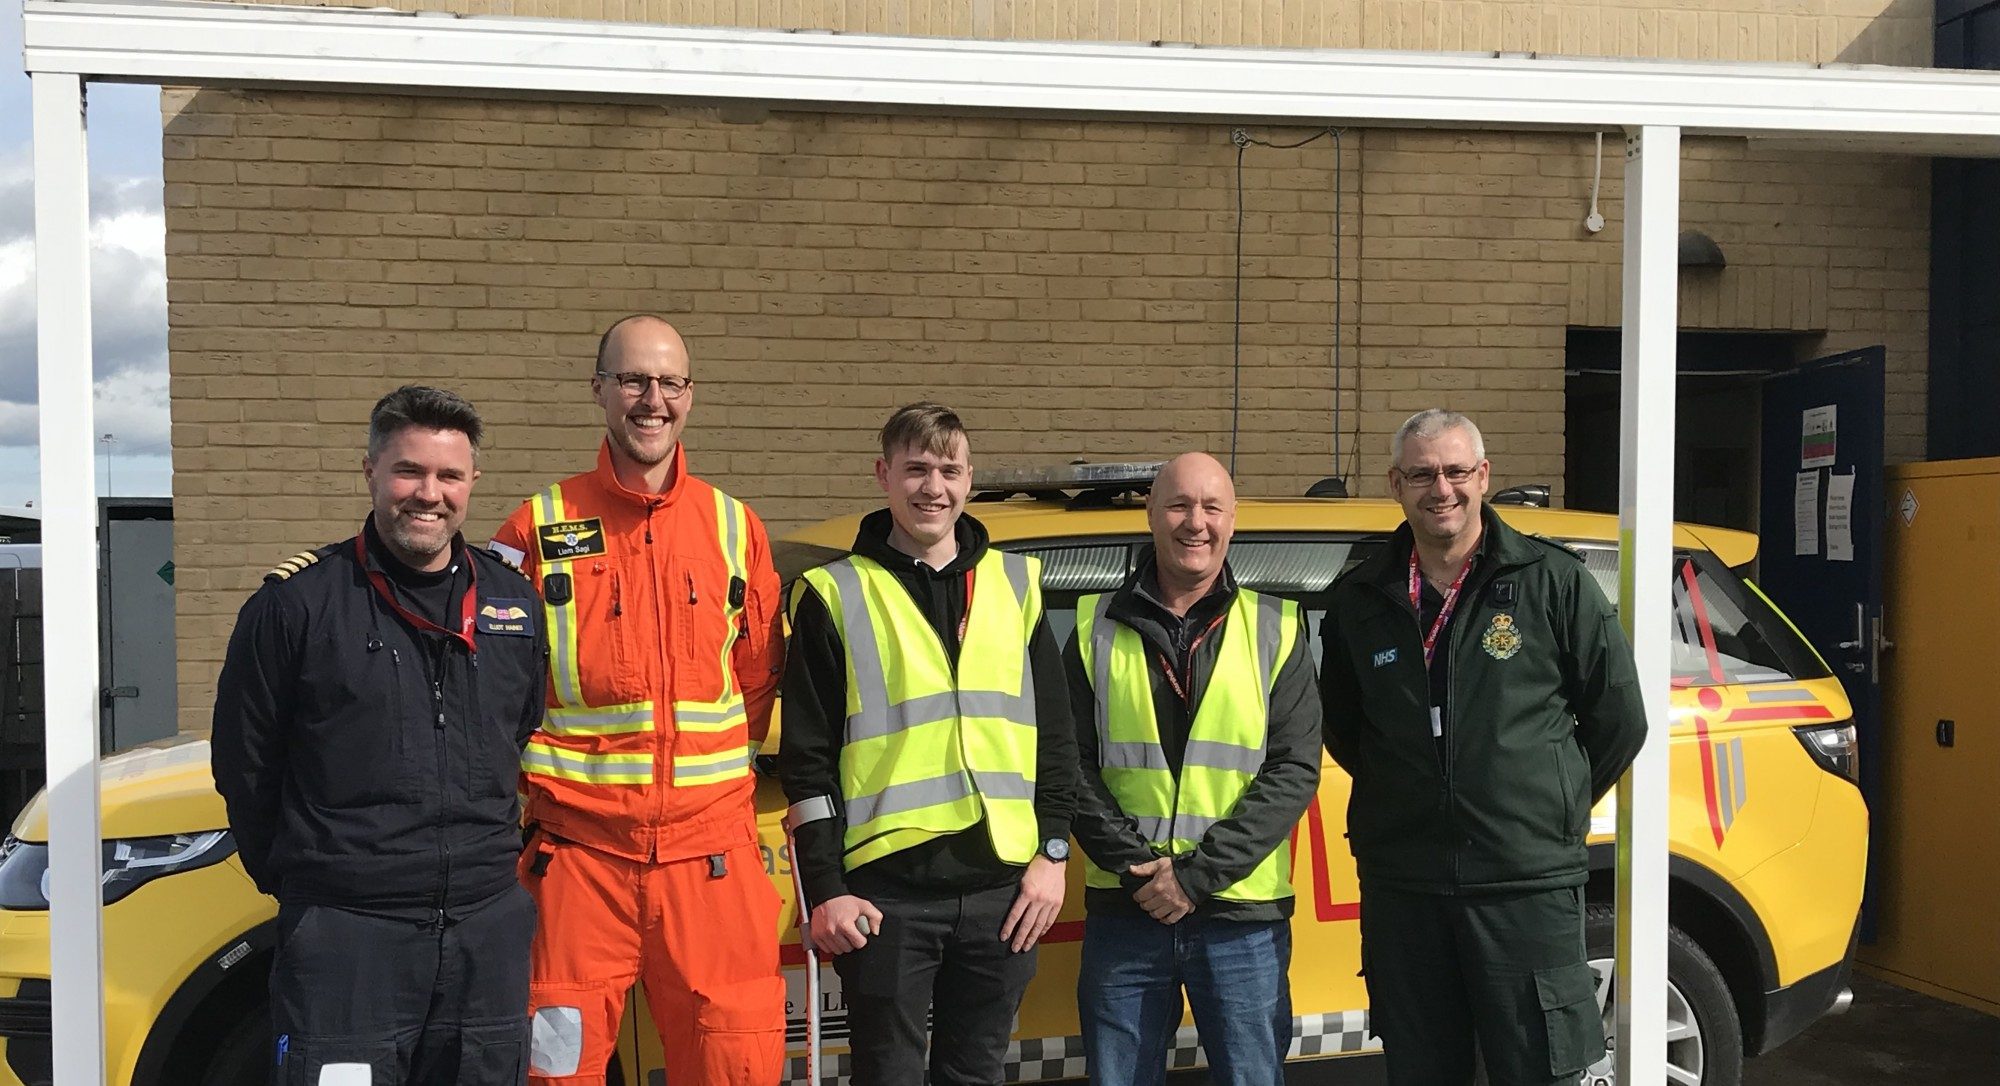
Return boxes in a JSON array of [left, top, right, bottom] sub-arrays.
[[612, 426, 675, 466], [384, 510, 454, 561]]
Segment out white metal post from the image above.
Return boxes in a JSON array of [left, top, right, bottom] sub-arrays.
[[32, 70, 108, 1086], [1615, 123, 1679, 1086]]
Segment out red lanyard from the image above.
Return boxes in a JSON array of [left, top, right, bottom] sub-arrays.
[[1157, 611, 1228, 705], [356, 534, 479, 653], [957, 568, 976, 644], [1409, 550, 1474, 669]]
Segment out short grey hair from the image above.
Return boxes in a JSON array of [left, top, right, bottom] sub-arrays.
[[1391, 409, 1485, 467], [367, 385, 484, 461]]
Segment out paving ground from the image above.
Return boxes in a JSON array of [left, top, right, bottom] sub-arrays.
[[1745, 973, 2000, 1085], [1168, 973, 1999, 1084]]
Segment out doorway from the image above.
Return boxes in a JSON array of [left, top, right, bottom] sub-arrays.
[[1563, 329, 1814, 532]]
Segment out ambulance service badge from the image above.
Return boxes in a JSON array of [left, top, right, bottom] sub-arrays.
[[1481, 613, 1523, 660]]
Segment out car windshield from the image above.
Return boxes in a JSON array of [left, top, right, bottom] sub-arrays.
[[776, 528, 1830, 687]]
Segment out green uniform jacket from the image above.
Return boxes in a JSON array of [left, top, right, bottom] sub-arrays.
[[1320, 506, 1647, 894]]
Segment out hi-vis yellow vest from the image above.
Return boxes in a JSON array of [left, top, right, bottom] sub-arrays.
[[1076, 587, 1298, 903], [800, 550, 1043, 870]]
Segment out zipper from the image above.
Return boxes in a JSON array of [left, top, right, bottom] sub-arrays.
[[646, 499, 666, 863], [611, 571, 623, 619], [428, 639, 450, 918]]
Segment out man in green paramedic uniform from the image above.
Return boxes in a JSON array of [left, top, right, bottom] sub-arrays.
[[1320, 409, 1647, 1085]]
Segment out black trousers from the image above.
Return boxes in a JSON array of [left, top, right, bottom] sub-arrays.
[[831, 880, 1039, 1086], [269, 883, 535, 1086], [1359, 883, 1605, 1086]]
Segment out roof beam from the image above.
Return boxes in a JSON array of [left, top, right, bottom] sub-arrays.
[[23, 0, 2000, 150]]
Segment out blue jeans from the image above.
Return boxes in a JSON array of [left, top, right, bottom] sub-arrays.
[[1077, 912, 1292, 1086]]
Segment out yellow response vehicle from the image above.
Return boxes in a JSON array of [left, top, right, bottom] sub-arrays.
[[0, 470, 1864, 1086]]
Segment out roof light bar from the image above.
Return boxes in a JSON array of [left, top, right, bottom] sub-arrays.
[[973, 462, 1164, 492]]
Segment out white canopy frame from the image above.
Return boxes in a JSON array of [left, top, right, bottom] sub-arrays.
[[25, 2, 2000, 1082]]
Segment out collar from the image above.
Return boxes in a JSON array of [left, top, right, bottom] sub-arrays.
[[592, 438, 688, 508], [357, 519, 479, 651], [1129, 553, 1236, 623], [852, 508, 989, 576], [1358, 504, 1543, 593]]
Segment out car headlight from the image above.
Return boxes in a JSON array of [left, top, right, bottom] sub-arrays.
[[0, 831, 236, 909], [1792, 722, 1859, 784]]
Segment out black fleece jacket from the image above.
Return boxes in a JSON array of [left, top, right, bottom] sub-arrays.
[[1064, 557, 1322, 923], [210, 519, 546, 913], [780, 510, 1078, 907]]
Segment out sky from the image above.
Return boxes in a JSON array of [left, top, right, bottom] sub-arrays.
[[2, 0, 172, 510]]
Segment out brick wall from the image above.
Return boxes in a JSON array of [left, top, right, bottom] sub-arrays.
[[163, 87, 1930, 731], [163, 0, 1938, 729]]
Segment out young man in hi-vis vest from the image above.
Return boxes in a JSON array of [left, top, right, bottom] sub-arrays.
[[780, 402, 1080, 1085], [1064, 452, 1322, 1086], [489, 316, 787, 1085]]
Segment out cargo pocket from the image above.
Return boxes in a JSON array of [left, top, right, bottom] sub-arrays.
[[280, 1039, 397, 1086], [692, 975, 787, 1082], [529, 1005, 585, 1078], [460, 1018, 529, 1086], [1533, 962, 1606, 1078]]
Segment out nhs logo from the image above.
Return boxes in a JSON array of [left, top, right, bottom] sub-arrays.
[[1372, 648, 1398, 668]]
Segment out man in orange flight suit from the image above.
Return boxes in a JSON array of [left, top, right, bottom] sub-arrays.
[[490, 315, 786, 1085]]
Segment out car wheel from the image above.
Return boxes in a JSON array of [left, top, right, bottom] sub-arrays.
[[1580, 903, 1743, 1086], [197, 1011, 268, 1086]]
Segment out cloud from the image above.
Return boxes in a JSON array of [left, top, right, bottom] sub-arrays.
[[0, 157, 167, 445]]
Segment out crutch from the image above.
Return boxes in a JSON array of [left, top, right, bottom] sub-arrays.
[[784, 795, 839, 1086]]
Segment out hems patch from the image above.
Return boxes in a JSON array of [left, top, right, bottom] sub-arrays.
[[537, 519, 607, 563]]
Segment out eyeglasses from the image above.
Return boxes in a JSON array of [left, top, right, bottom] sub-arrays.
[[1395, 464, 1480, 488], [597, 371, 694, 399]]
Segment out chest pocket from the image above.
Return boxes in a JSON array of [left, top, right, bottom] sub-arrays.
[[296, 633, 418, 808], [670, 551, 737, 701]]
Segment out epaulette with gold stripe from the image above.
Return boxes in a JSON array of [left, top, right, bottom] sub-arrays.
[[263, 550, 322, 583], [484, 546, 524, 575]]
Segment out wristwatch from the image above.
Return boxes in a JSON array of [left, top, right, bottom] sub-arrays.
[[1039, 838, 1071, 863]]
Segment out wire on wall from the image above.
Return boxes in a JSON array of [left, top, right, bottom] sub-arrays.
[[1227, 125, 1354, 489]]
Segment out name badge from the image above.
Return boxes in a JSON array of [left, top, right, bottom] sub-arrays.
[[537, 518, 607, 563], [477, 598, 535, 636]]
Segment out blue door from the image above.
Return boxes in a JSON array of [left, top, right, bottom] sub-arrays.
[[1757, 346, 1885, 933]]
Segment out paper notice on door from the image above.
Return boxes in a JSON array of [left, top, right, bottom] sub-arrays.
[[1826, 472, 1855, 562], [1794, 471, 1821, 556], [1801, 405, 1837, 468]]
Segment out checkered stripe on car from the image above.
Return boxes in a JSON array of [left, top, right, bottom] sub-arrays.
[[784, 1010, 1376, 1084], [1289, 1010, 1380, 1058], [783, 1052, 852, 1086]]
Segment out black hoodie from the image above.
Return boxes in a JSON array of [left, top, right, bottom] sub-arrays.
[[780, 509, 1078, 907]]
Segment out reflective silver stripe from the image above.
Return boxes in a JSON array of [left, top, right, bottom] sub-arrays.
[[1170, 813, 1220, 840], [1133, 812, 1223, 842], [1088, 593, 1118, 753], [1100, 741, 1171, 771], [1000, 551, 1032, 608], [1255, 592, 1284, 701], [674, 749, 752, 782], [785, 795, 838, 830], [521, 745, 652, 784], [970, 770, 1036, 801], [535, 487, 582, 709], [720, 494, 744, 579], [1183, 739, 1264, 775], [845, 771, 972, 828], [825, 561, 895, 745], [674, 701, 747, 727], [543, 703, 653, 735]]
